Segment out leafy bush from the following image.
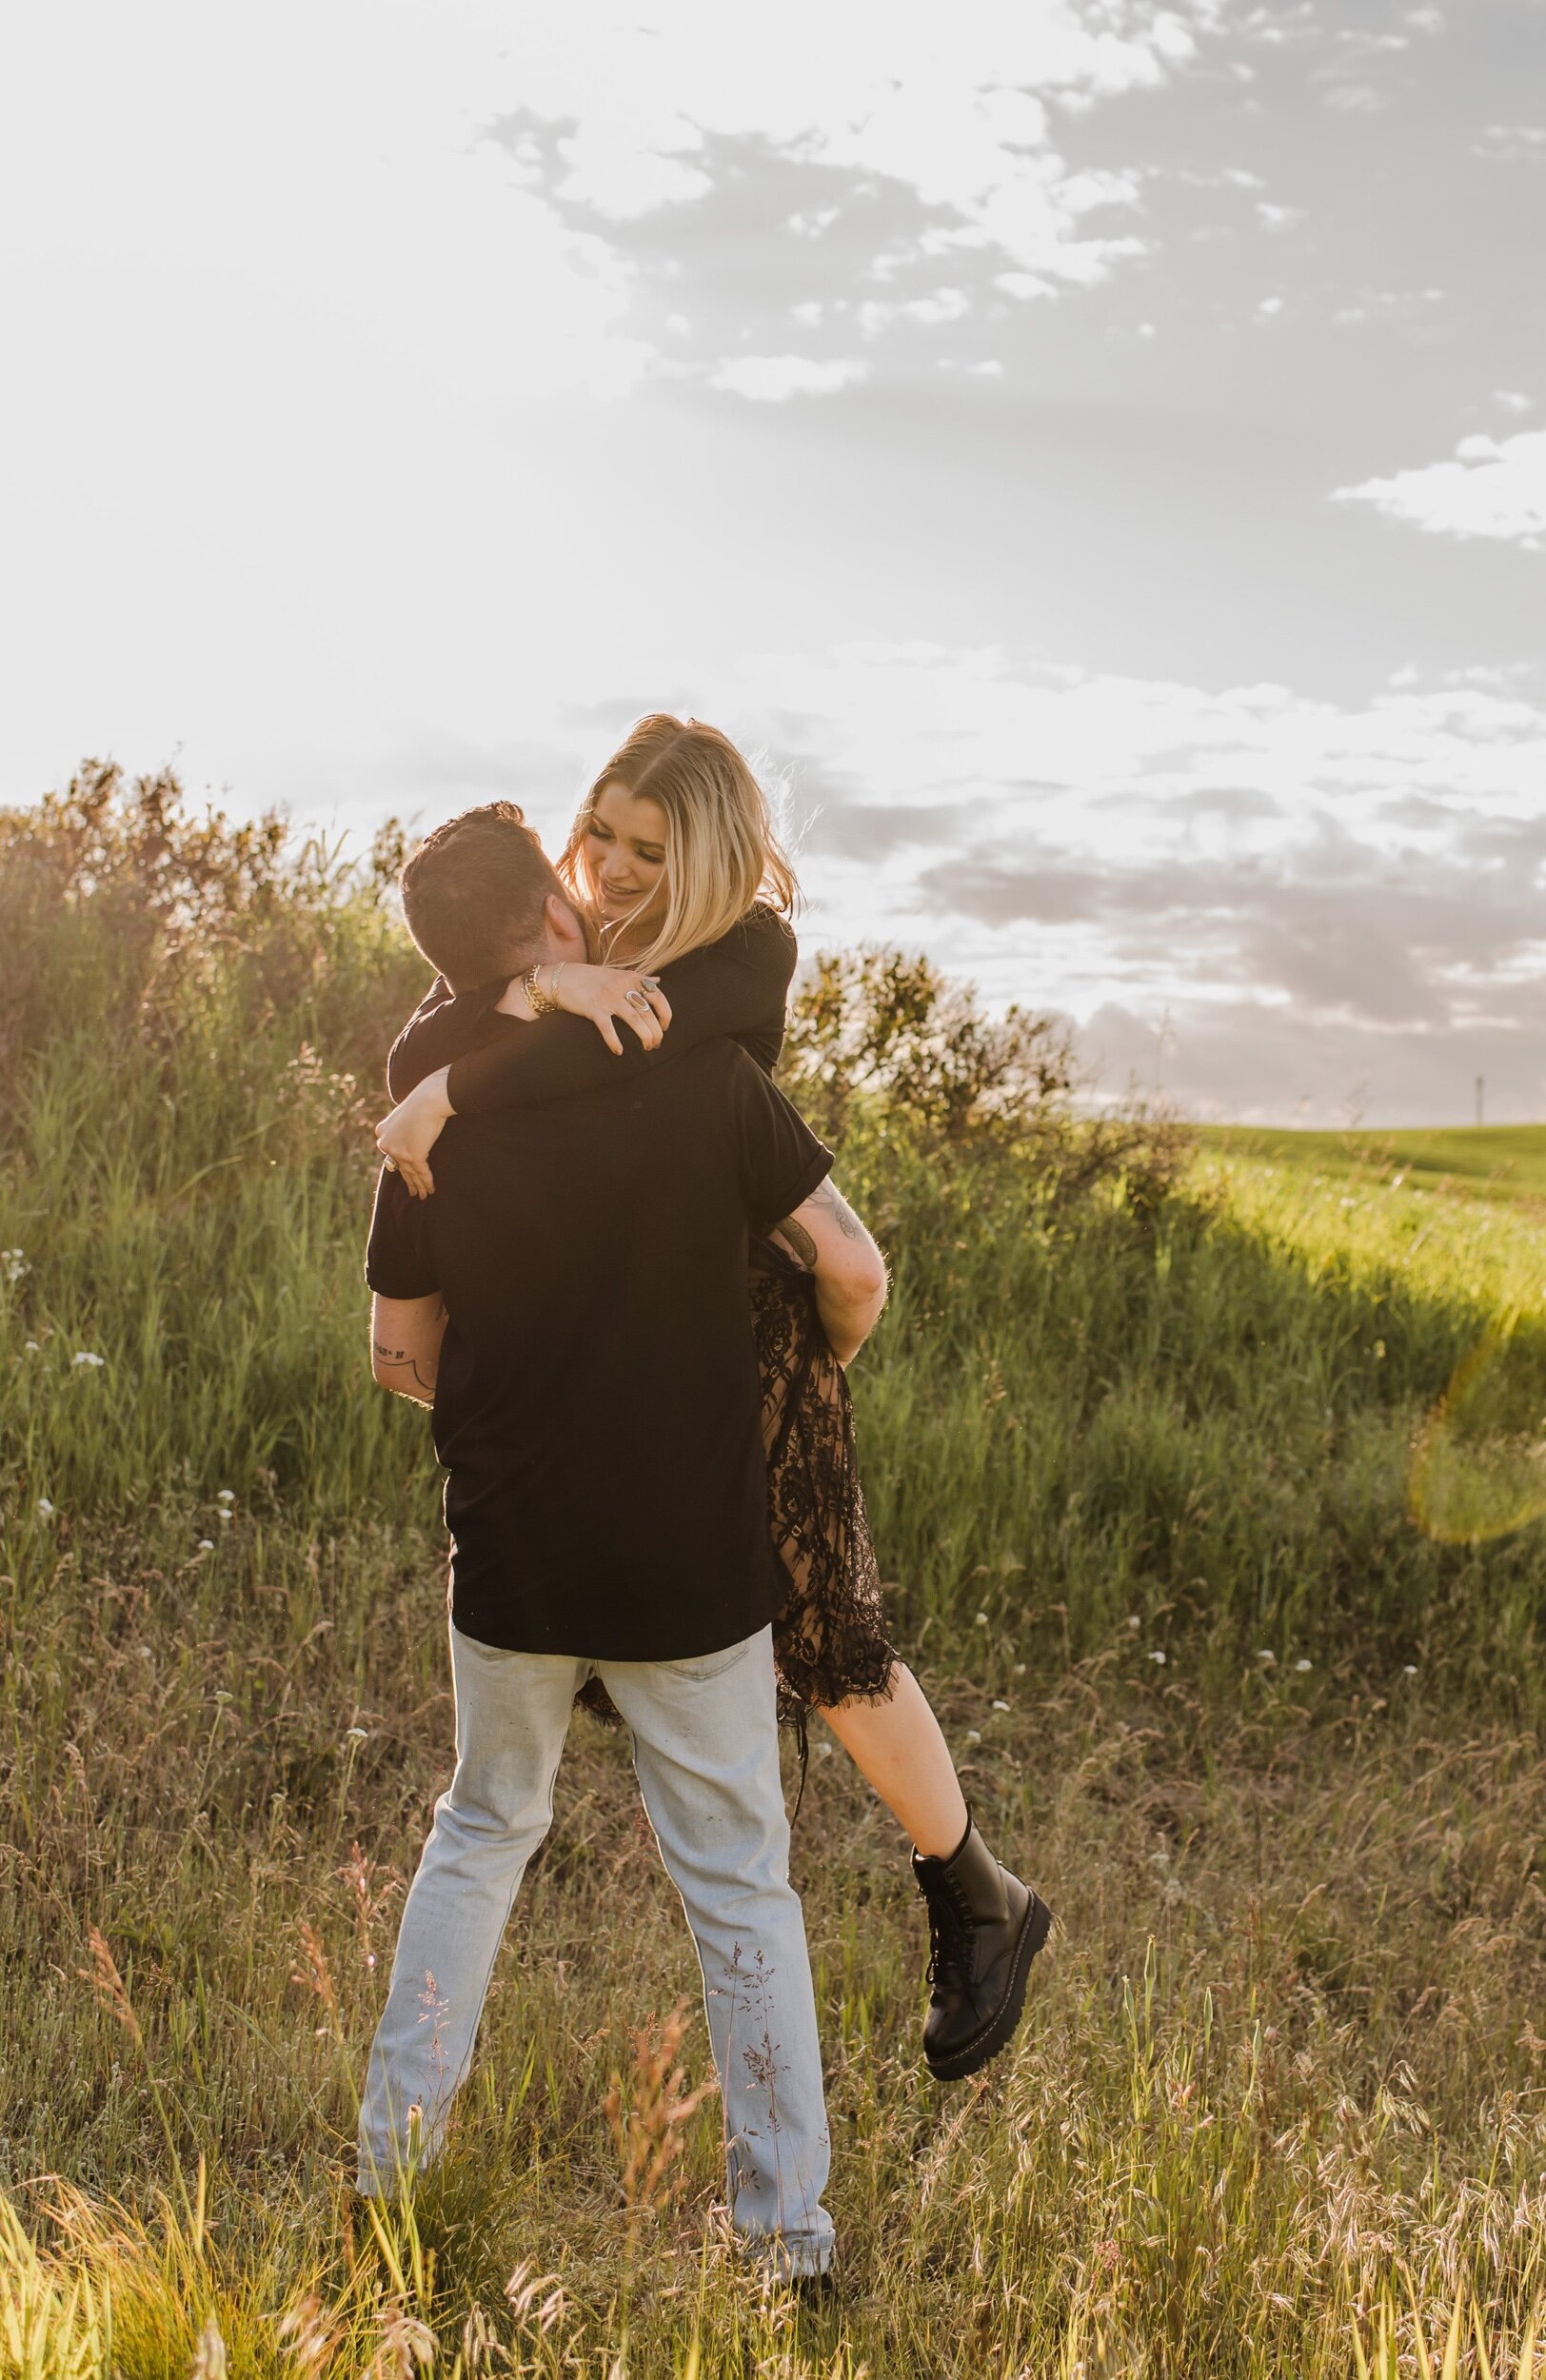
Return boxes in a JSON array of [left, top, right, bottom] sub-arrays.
[[0, 757, 415, 1093], [782, 943, 1193, 1215]]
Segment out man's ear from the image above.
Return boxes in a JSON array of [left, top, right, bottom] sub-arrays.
[[545, 890, 588, 952]]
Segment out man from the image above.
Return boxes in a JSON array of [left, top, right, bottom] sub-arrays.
[[358, 803, 887, 2282]]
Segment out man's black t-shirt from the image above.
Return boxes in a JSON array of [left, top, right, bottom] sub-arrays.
[[365, 1040, 832, 1660]]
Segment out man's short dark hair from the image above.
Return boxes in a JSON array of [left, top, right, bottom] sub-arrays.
[[400, 803, 565, 991]]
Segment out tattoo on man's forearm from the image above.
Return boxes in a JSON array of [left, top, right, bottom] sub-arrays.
[[776, 1214, 818, 1267], [811, 1180, 862, 1240], [373, 1339, 437, 1393]]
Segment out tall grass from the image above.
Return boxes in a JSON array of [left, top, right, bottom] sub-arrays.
[[1, 772, 1543, 2373]]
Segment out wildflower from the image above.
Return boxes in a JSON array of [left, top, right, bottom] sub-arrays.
[[1295, 1658, 1313, 1673], [992, 1698, 1010, 1712], [73, 1350, 106, 1369], [974, 1611, 989, 1627], [1257, 1650, 1276, 1664], [197, 1538, 214, 1553], [1126, 1615, 1141, 1631], [1402, 1663, 1418, 1676], [217, 1487, 235, 1502], [217, 1508, 232, 1524], [214, 1690, 233, 1706], [346, 1726, 369, 1744], [24, 1339, 39, 1353], [1013, 1661, 1026, 1675], [1148, 1650, 1167, 1665], [36, 1497, 54, 1519], [2, 1248, 28, 1283], [965, 1729, 981, 1743]]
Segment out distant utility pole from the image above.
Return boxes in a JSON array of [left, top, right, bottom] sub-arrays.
[[1476, 1075, 1484, 1128]]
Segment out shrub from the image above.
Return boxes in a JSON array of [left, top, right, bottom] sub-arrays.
[[781, 944, 1193, 1215]]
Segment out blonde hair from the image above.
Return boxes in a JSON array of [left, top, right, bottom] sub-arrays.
[[559, 713, 800, 970]]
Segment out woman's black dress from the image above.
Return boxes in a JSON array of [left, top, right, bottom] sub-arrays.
[[386, 907, 900, 1726]]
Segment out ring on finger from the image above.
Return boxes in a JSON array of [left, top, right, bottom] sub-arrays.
[[382, 1156, 399, 1172], [626, 989, 651, 1010]]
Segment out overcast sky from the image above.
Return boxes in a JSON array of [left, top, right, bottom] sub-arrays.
[[4, 1, 1544, 1121]]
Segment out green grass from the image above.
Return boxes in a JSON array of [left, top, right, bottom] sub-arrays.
[[1, 819, 1544, 2375], [1196, 1121, 1546, 1205]]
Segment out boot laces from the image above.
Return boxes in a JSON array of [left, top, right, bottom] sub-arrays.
[[923, 1877, 976, 1991]]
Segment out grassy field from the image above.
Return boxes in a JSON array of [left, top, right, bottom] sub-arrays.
[[1197, 1121, 1546, 1204], [2, 788, 1543, 2376]]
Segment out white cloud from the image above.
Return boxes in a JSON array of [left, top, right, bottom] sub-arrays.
[[707, 354, 871, 401], [1334, 430, 1546, 546], [713, 640, 1546, 1121], [497, 2, 1199, 287], [1322, 83, 1386, 113], [858, 288, 972, 335], [1475, 124, 1546, 163]]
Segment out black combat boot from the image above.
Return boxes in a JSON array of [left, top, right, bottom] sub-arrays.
[[912, 1816, 1051, 2081]]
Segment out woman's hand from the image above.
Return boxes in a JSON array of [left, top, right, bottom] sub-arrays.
[[375, 1068, 454, 1200], [544, 962, 673, 1056]]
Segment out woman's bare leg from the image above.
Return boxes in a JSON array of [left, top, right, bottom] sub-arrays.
[[820, 1663, 969, 1858]]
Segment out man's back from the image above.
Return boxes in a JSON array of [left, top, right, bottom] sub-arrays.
[[366, 1039, 830, 1657]]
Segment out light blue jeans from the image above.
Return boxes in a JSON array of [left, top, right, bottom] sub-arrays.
[[358, 1622, 834, 2276]]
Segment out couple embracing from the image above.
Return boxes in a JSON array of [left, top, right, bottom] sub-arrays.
[[359, 713, 1051, 2281]]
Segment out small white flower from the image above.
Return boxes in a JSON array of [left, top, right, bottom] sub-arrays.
[[138, 1644, 154, 1659], [35, 1497, 54, 1519], [214, 1690, 233, 1707], [974, 1611, 989, 1627], [2, 1249, 28, 1284], [991, 1698, 1011, 1713], [345, 1726, 369, 1744], [1013, 1661, 1026, 1676], [1148, 1650, 1167, 1665], [1257, 1650, 1276, 1664], [216, 1508, 232, 1524], [72, 1350, 106, 1369], [24, 1339, 39, 1353], [965, 1729, 981, 1743], [1294, 1657, 1312, 1673], [1126, 1616, 1141, 1631], [1402, 1663, 1418, 1676], [217, 1488, 235, 1503], [197, 1538, 214, 1553]]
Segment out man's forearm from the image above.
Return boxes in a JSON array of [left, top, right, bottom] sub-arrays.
[[370, 1306, 446, 1404]]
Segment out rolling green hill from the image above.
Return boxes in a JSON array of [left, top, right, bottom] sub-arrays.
[[1195, 1121, 1546, 1205]]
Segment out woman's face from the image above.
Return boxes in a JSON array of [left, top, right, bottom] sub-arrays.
[[581, 779, 669, 940]]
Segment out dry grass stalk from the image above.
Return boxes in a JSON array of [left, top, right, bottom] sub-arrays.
[[188, 2312, 228, 2379], [602, 2003, 719, 2215], [275, 2290, 345, 2373], [291, 1920, 340, 2024], [368, 2305, 437, 2379], [77, 1925, 144, 2053]]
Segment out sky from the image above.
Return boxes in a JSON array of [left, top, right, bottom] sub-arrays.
[[2, 0, 1544, 1122]]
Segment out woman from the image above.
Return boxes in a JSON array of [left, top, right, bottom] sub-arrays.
[[375, 714, 1050, 2082]]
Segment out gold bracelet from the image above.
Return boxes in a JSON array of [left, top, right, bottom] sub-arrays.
[[524, 964, 561, 1018]]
